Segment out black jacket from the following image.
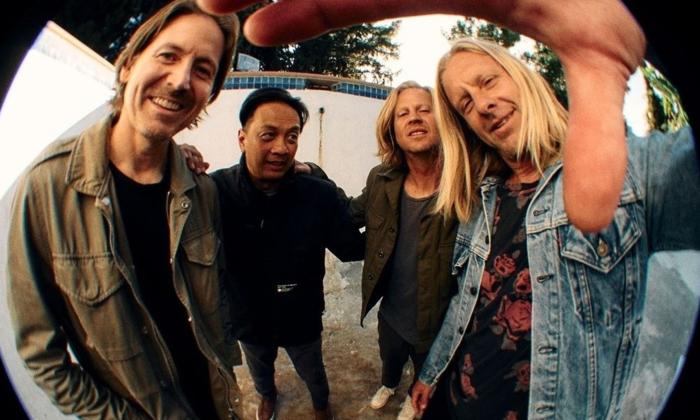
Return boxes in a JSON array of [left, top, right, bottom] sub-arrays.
[[211, 156, 364, 346]]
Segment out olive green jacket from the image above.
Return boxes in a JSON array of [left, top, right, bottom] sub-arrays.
[[350, 164, 458, 353], [7, 119, 242, 419]]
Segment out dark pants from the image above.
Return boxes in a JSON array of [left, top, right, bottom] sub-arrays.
[[378, 314, 427, 394], [378, 314, 448, 419], [240, 337, 330, 410]]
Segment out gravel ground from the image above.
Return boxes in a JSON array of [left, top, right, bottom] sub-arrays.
[[234, 258, 417, 420]]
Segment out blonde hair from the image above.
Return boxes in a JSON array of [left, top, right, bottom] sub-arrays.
[[434, 38, 568, 223], [376, 81, 433, 168]]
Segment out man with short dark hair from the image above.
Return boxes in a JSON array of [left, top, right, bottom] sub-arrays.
[[7, 1, 243, 418], [211, 87, 364, 420]]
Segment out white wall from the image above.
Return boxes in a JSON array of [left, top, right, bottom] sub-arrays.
[[175, 89, 384, 197]]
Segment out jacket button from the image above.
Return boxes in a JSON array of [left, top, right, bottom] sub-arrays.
[[378, 250, 385, 258], [469, 286, 477, 296], [458, 327, 464, 334], [141, 326, 148, 335], [597, 239, 609, 257], [389, 227, 396, 234], [368, 274, 374, 281], [536, 274, 552, 283], [181, 201, 190, 209]]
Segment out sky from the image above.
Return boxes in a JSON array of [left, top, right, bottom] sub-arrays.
[[383, 15, 461, 88]]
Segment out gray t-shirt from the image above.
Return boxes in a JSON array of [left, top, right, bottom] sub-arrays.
[[379, 189, 436, 344]]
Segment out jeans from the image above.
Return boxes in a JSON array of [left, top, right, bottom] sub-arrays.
[[241, 337, 330, 410]]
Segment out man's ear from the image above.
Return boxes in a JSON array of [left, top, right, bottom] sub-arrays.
[[118, 53, 141, 83], [119, 58, 134, 84], [238, 128, 246, 153]]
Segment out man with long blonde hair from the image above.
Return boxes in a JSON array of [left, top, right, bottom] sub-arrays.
[[347, 81, 456, 420], [411, 38, 699, 420]]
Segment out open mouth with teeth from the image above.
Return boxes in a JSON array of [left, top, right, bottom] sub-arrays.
[[408, 128, 428, 136], [151, 96, 186, 112]]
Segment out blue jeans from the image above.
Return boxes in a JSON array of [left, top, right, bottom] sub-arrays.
[[241, 338, 330, 410]]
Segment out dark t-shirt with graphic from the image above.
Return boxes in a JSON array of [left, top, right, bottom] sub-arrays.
[[448, 180, 538, 420]]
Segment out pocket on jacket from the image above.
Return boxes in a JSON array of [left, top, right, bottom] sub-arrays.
[[52, 253, 142, 361], [52, 253, 124, 305], [558, 202, 644, 329], [182, 227, 220, 266], [560, 203, 642, 274], [181, 228, 224, 316]]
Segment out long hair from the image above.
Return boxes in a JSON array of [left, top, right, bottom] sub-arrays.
[[376, 81, 433, 168], [434, 38, 568, 223], [111, 0, 239, 125]]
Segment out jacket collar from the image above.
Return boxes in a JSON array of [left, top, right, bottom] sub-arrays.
[[376, 164, 406, 212], [65, 117, 196, 197], [480, 161, 563, 190]]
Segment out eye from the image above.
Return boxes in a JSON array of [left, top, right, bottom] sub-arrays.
[[460, 97, 473, 114], [484, 76, 497, 87], [260, 131, 275, 141], [157, 51, 178, 63], [287, 132, 299, 143], [194, 63, 215, 81], [419, 106, 432, 114], [396, 110, 409, 118]]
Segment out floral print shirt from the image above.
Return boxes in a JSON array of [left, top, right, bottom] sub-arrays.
[[448, 180, 538, 420]]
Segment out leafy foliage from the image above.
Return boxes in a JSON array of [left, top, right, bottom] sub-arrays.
[[52, 0, 170, 62], [53, 0, 399, 84], [641, 61, 688, 132], [236, 3, 400, 84]]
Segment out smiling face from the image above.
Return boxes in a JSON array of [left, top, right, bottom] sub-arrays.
[[116, 13, 224, 144], [392, 88, 440, 157], [239, 101, 301, 191], [441, 51, 522, 161]]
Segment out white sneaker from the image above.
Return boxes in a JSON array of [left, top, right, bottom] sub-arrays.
[[397, 395, 416, 420], [370, 385, 396, 409]]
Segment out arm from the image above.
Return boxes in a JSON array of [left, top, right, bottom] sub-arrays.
[[323, 183, 366, 262], [198, 0, 645, 232], [303, 161, 368, 228], [6, 175, 146, 419]]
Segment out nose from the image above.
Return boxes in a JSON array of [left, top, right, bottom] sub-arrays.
[[473, 93, 496, 115], [270, 136, 290, 155], [168, 60, 192, 91], [408, 110, 424, 124]]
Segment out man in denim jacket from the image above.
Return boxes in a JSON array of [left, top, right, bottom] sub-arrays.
[[7, 2, 243, 418], [411, 38, 699, 419]]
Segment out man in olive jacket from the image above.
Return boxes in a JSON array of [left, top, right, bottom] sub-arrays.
[[328, 82, 457, 420], [6, 2, 243, 418]]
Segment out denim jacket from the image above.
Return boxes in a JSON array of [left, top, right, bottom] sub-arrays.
[[418, 126, 700, 419], [7, 119, 242, 419]]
